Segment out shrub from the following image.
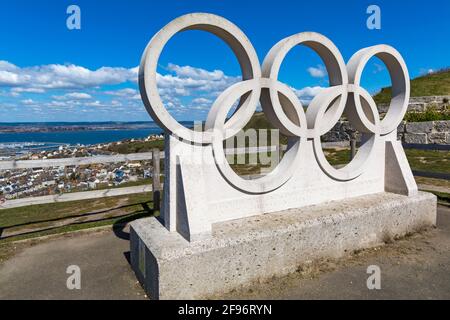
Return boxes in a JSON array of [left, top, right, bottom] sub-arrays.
[[404, 106, 450, 122]]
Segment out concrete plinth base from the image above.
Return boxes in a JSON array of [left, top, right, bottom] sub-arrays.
[[130, 192, 436, 300]]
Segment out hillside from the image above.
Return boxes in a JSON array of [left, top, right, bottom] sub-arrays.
[[243, 69, 450, 129], [374, 68, 450, 104]]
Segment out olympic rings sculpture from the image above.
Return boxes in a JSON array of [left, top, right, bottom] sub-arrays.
[[139, 13, 410, 194]]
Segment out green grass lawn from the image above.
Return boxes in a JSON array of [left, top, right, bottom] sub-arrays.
[[404, 107, 450, 122], [0, 192, 155, 244], [323, 148, 449, 174], [374, 69, 450, 104], [323, 148, 353, 166], [104, 139, 164, 154], [94, 178, 153, 190], [404, 149, 450, 173], [415, 176, 450, 189]]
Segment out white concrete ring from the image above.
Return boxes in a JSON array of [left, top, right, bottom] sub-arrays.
[[346, 84, 382, 135], [347, 45, 410, 136], [311, 85, 381, 181], [139, 13, 262, 144], [306, 85, 348, 138], [208, 78, 307, 194], [261, 32, 349, 138]]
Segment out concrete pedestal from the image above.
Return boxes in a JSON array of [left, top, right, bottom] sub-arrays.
[[130, 192, 436, 300]]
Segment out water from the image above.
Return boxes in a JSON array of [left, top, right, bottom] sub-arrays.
[[0, 122, 179, 157], [0, 129, 163, 145]]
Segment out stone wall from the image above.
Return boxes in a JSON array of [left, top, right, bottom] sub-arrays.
[[321, 96, 450, 145], [322, 121, 359, 142], [378, 95, 449, 113], [399, 121, 450, 144], [322, 120, 450, 145]]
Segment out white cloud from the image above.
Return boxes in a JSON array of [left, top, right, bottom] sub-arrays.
[[53, 92, 92, 100], [0, 60, 137, 91], [373, 63, 385, 74], [0, 61, 18, 72], [48, 100, 68, 107], [11, 87, 46, 94], [155, 63, 240, 114], [0, 70, 20, 85], [84, 100, 107, 107], [192, 97, 212, 104], [307, 65, 327, 78], [0, 61, 241, 117], [21, 99, 35, 105], [104, 88, 138, 96], [167, 63, 225, 81], [1, 60, 329, 120], [292, 86, 326, 104], [419, 68, 434, 76], [104, 88, 140, 100], [67, 92, 92, 99]]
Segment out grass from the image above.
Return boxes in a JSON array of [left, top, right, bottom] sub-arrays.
[[0, 211, 150, 264], [415, 176, 450, 189], [104, 139, 164, 154], [374, 68, 450, 104], [404, 149, 450, 173], [0, 192, 150, 227], [94, 178, 153, 190], [0, 192, 155, 244], [404, 106, 450, 122], [215, 146, 449, 177], [323, 148, 352, 166], [0, 242, 18, 264], [320, 147, 449, 174], [1, 213, 138, 244], [228, 151, 279, 176], [322, 148, 450, 205]]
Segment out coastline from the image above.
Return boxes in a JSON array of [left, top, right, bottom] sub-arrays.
[[0, 121, 163, 133], [0, 122, 169, 158]]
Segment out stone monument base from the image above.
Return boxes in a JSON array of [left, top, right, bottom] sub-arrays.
[[130, 191, 436, 300]]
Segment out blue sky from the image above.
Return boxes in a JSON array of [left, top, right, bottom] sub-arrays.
[[0, 0, 448, 122]]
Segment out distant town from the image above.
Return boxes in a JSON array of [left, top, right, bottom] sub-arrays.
[[0, 121, 157, 133], [0, 134, 164, 200]]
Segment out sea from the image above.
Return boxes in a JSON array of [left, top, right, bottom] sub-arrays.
[[0, 122, 187, 158]]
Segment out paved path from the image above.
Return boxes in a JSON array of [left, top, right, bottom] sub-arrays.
[[1, 206, 449, 300], [0, 227, 146, 300]]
